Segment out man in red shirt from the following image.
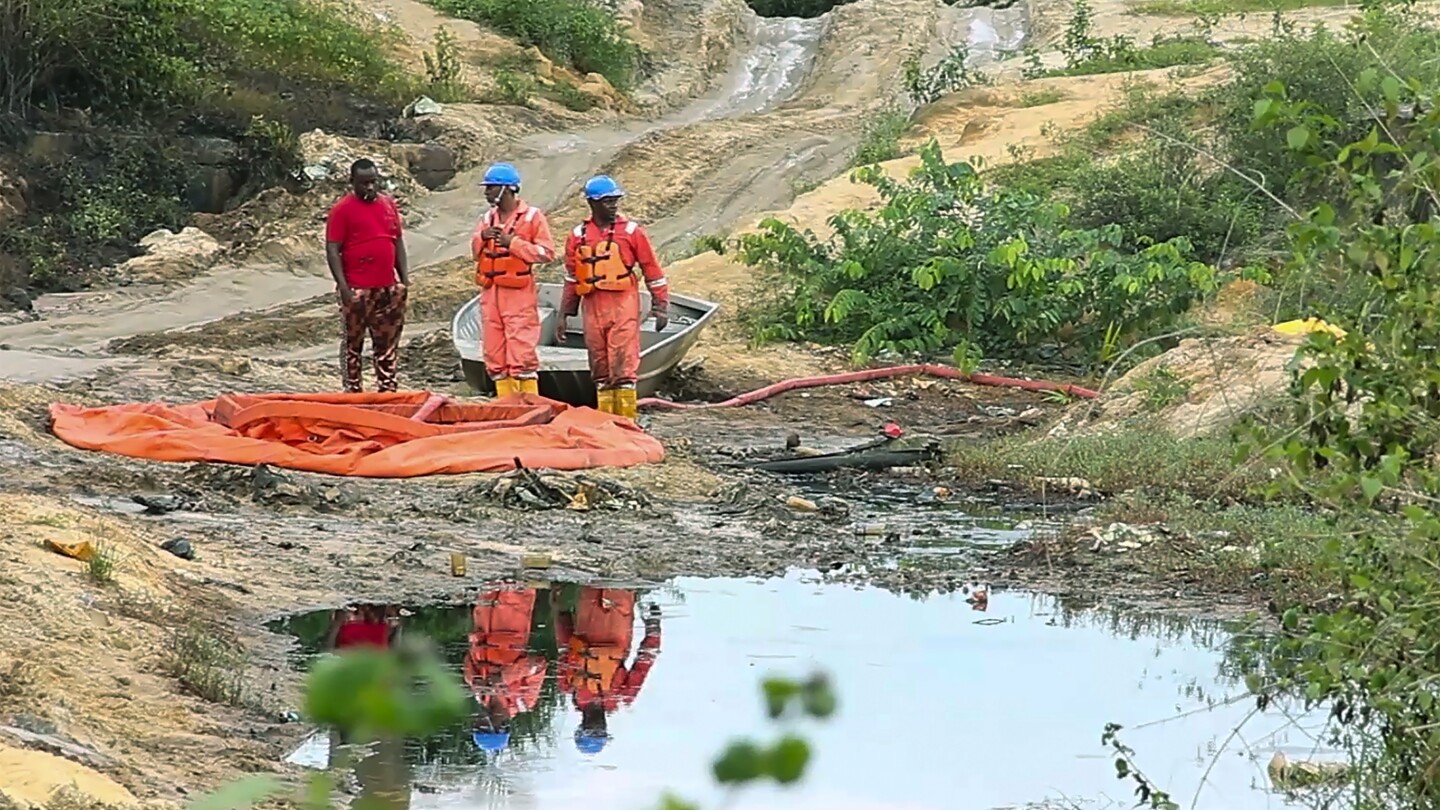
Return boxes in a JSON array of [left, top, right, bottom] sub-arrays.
[[325, 159, 411, 393]]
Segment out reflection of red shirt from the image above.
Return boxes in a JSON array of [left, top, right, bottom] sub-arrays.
[[326, 193, 402, 289], [336, 620, 390, 649]]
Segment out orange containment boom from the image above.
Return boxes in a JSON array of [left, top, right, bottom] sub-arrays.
[[48, 391, 665, 477]]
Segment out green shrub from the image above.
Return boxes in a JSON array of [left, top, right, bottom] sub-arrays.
[[1, 137, 193, 291], [849, 105, 910, 167], [736, 140, 1231, 366], [1048, 35, 1218, 77], [0, 0, 415, 125], [428, 0, 638, 91]]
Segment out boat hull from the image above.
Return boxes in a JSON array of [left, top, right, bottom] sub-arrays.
[[451, 284, 720, 406]]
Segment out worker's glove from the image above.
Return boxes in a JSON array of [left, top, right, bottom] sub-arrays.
[[651, 306, 669, 333]]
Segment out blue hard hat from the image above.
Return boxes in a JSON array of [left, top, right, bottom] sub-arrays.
[[574, 732, 609, 755], [483, 163, 521, 187], [472, 730, 512, 752], [583, 175, 624, 200]]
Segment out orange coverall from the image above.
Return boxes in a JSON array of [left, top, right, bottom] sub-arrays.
[[555, 587, 661, 713], [472, 202, 556, 383], [561, 217, 670, 389], [463, 588, 548, 719]]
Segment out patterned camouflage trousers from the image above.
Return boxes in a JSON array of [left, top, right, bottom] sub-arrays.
[[339, 284, 408, 393]]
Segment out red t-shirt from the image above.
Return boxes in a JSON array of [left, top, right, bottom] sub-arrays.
[[335, 620, 391, 649], [326, 193, 403, 289]]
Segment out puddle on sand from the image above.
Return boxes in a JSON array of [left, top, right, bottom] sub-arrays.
[[271, 573, 1336, 810]]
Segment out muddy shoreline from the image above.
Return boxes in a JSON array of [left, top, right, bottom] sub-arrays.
[[0, 366, 1275, 806]]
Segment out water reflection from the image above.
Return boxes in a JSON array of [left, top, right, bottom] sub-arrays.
[[273, 575, 1335, 810], [272, 580, 661, 780]]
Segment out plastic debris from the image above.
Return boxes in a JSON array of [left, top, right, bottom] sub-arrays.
[[45, 538, 94, 562], [1268, 752, 1350, 790], [1088, 522, 1162, 553], [470, 462, 651, 511], [405, 96, 444, 117], [784, 495, 819, 512]]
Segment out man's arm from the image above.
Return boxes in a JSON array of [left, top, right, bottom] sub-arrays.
[[390, 199, 410, 286], [324, 204, 352, 302], [394, 235, 410, 286], [506, 209, 557, 266], [631, 225, 670, 325], [560, 228, 582, 322]]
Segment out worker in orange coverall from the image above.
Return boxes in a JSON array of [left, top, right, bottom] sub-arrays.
[[472, 162, 556, 398], [464, 586, 549, 755], [552, 585, 661, 755], [556, 175, 670, 420]]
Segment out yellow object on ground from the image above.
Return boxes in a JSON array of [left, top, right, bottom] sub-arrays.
[[45, 538, 94, 562], [614, 388, 638, 420], [493, 378, 517, 398], [595, 389, 616, 414], [1273, 318, 1347, 340], [517, 378, 539, 395], [0, 744, 138, 808]]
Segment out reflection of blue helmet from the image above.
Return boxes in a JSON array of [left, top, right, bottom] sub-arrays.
[[583, 175, 624, 200], [574, 731, 609, 755], [473, 731, 512, 752], [483, 163, 521, 187]]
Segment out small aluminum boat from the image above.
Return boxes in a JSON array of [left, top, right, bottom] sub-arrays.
[[451, 284, 721, 406]]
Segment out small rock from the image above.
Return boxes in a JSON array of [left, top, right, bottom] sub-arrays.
[[132, 493, 183, 514], [160, 537, 195, 560]]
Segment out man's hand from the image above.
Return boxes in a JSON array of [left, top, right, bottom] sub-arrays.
[[338, 285, 355, 306], [497, 233, 514, 248], [480, 226, 502, 242], [555, 314, 569, 337], [651, 307, 669, 332]]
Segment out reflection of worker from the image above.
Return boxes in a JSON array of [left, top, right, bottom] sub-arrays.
[[472, 163, 556, 399], [325, 158, 410, 394], [325, 606, 410, 810], [557, 176, 670, 420], [553, 587, 661, 755], [325, 604, 401, 650], [465, 587, 549, 754]]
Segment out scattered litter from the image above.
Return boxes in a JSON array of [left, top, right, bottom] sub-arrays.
[[973, 617, 1006, 625], [132, 493, 184, 514], [784, 495, 819, 512], [816, 496, 851, 518], [45, 538, 94, 562], [883, 422, 905, 439], [1034, 476, 1098, 498], [1268, 752, 1350, 790], [863, 397, 894, 408], [160, 537, 194, 560], [405, 96, 444, 117], [966, 585, 990, 610], [449, 553, 467, 577], [1088, 522, 1162, 553], [469, 460, 651, 511], [981, 405, 1017, 418], [521, 552, 553, 569]]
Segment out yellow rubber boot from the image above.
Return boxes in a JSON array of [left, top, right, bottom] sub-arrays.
[[493, 378, 515, 398], [614, 388, 638, 421], [517, 378, 539, 396], [595, 389, 615, 414]]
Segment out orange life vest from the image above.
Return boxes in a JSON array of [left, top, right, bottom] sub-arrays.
[[564, 638, 627, 696], [476, 209, 534, 290], [574, 223, 637, 296]]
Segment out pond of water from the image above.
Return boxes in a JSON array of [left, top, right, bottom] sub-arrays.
[[271, 572, 1337, 810]]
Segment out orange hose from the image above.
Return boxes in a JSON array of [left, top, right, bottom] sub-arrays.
[[637, 364, 1098, 411]]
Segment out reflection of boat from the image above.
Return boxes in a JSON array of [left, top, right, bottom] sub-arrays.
[[450, 284, 721, 407]]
